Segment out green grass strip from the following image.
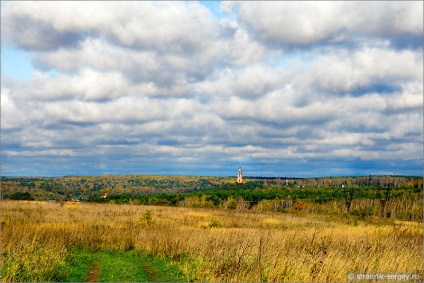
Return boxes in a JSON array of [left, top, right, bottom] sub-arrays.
[[63, 248, 184, 282]]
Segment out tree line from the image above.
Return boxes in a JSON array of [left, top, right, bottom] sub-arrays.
[[2, 175, 421, 220]]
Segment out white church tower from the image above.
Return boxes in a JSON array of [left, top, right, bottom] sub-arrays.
[[237, 166, 243, 183]]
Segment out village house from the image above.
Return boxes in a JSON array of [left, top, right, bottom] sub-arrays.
[[69, 195, 84, 202]]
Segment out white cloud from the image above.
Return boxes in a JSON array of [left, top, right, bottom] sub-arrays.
[[1, 88, 17, 129], [198, 65, 283, 98], [223, 1, 423, 47], [1, 87, 31, 130], [2, 2, 218, 50], [1, 1, 422, 176]]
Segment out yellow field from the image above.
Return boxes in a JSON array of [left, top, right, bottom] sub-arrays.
[[2, 201, 423, 282]]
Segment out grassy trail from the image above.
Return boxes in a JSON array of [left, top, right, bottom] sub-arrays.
[[64, 249, 183, 282], [2, 201, 422, 282]]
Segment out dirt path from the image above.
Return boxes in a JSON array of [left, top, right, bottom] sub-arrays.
[[65, 249, 182, 282], [143, 265, 158, 282], [86, 263, 100, 282]]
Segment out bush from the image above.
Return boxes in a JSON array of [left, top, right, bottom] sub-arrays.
[[228, 201, 237, 210], [154, 199, 170, 206], [141, 210, 155, 226], [9, 192, 33, 200], [292, 200, 306, 211], [208, 219, 222, 228], [351, 206, 373, 219]]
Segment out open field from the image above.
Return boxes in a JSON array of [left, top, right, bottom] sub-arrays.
[[1, 200, 422, 282]]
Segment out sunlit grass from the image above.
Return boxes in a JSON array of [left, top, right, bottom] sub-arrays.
[[2, 201, 422, 282]]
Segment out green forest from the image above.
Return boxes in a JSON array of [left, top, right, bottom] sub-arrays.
[[2, 175, 422, 220]]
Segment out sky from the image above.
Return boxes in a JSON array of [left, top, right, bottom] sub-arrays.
[[1, 1, 423, 177]]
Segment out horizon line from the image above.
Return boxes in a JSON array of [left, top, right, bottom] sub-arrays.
[[1, 173, 422, 179]]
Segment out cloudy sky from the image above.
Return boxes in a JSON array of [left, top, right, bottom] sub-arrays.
[[1, 1, 423, 177]]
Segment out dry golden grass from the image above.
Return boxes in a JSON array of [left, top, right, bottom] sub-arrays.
[[1, 201, 423, 282]]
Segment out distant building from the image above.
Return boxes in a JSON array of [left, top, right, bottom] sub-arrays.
[[237, 166, 243, 183], [70, 195, 84, 202]]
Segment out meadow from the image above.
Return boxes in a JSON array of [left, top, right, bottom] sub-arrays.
[[2, 200, 422, 282]]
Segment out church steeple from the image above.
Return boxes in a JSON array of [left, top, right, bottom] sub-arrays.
[[237, 166, 243, 183]]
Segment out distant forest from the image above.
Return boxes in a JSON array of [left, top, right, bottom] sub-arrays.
[[1, 175, 421, 200], [2, 175, 422, 220], [1, 175, 423, 200]]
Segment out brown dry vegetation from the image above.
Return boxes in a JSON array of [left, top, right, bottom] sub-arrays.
[[1, 201, 423, 282]]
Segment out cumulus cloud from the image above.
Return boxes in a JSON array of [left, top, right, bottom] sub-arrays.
[[1, 1, 422, 176], [197, 65, 283, 98], [2, 2, 215, 50], [301, 47, 423, 94], [223, 1, 423, 48]]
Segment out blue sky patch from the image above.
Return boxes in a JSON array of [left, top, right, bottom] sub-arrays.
[[198, 1, 224, 18], [1, 44, 33, 80]]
